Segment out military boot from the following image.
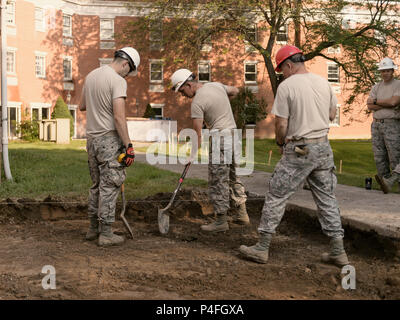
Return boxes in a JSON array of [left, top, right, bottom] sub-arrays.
[[239, 232, 272, 264], [98, 224, 125, 247], [375, 173, 399, 194], [85, 217, 99, 241], [321, 237, 349, 267], [200, 213, 229, 232], [231, 203, 250, 225]]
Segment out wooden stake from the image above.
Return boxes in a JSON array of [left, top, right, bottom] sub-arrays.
[[339, 160, 342, 174], [268, 150, 272, 165]]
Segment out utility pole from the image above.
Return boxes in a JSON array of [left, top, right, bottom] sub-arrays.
[[1, 0, 13, 181]]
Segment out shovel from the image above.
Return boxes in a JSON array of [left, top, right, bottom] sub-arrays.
[[158, 162, 191, 235], [120, 183, 134, 238]]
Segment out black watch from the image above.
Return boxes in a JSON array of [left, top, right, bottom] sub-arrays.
[[276, 141, 285, 147]]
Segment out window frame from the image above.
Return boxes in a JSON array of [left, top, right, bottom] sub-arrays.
[[63, 56, 73, 81], [149, 19, 163, 50], [35, 7, 45, 32], [244, 61, 258, 84], [327, 62, 340, 83], [150, 103, 164, 119], [35, 52, 47, 79], [6, 1, 16, 26], [149, 60, 163, 84], [63, 14, 72, 37], [276, 24, 288, 43], [6, 48, 17, 75], [100, 18, 114, 40], [198, 61, 211, 82]]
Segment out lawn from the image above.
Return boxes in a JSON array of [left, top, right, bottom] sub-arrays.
[[0, 140, 206, 200], [137, 138, 392, 191]]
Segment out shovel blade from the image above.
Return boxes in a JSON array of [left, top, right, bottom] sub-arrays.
[[158, 208, 170, 235]]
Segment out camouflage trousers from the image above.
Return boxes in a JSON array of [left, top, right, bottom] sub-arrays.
[[371, 119, 400, 178], [258, 140, 344, 239], [208, 135, 247, 215], [86, 134, 126, 225]]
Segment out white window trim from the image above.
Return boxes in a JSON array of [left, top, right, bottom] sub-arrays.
[[99, 58, 113, 67], [198, 61, 211, 83], [276, 24, 288, 44], [329, 104, 340, 127], [150, 103, 164, 119], [63, 56, 73, 81], [149, 20, 163, 50], [35, 7, 45, 32], [327, 62, 340, 83], [100, 18, 114, 41], [35, 51, 47, 79], [244, 61, 258, 84], [6, 1, 16, 26], [30, 103, 51, 121], [62, 13, 72, 38], [327, 45, 341, 54], [149, 59, 163, 84], [6, 47, 17, 75], [6, 101, 22, 139]]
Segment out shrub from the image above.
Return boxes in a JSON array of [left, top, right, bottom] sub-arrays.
[[16, 120, 39, 141], [143, 103, 157, 118], [51, 96, 74, 137], [230, 87, 268, 129]]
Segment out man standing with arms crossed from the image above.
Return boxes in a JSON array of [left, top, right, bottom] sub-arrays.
[[367, 57, 400, 194], [239, 45, 349, 266], [170, 69, 249, 232], [79, 47, 140, 246]]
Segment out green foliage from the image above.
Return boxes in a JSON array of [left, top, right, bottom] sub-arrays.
[[51, 96, 74, 137], [230, 87, 267, 129], [16, 120, 39, 142], [143, 103, 157, 118]]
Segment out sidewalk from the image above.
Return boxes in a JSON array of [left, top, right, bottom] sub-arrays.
[[135, 153, 400, 240]]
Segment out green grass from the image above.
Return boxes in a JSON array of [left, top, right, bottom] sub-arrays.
[[0, 140, 206, 200], [135, 139, 394, 191]]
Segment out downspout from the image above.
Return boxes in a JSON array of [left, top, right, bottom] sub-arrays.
[[1, 0, 13, 180]]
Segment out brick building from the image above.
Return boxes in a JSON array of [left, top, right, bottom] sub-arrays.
[[1, 0, 395, 140]]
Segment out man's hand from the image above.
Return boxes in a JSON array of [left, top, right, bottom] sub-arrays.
[[125, 143, 135, 167]]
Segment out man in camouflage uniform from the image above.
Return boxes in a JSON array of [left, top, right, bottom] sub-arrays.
[[239, 45, 349, 266], [367, 57, 400, 194], [79, 47, 140, 246], [170, 69, 249, 232]]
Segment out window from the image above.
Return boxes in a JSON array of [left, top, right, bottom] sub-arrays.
[[330, 105, 340, 126], [149, 20, 163, 50], [4, 102, 21, 139], [6, 1, 15, 25], [198, 24, 212, 51], [63, 57, 72, 80], [198, 62, 211, 82], [150, 60, 163, 83], [63, 14, 72, 37], [374, 30, 386, 45], [35, 7, 45, 32], [35, 53, 46, 78], [245, 24, 257, 53], [68, 105, 77, 138], [31, 103, 51, 121], [327, 63, 340, 83], [100, 19, 114, 40], [150, 103, 164, 119], [6, 50, 16, 74], [327, 45, 341, 54], [276, 24, 288, 43], [244, 62, 257, 83]]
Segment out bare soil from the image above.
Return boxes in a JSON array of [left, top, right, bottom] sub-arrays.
[[0, 191, 399, 300]]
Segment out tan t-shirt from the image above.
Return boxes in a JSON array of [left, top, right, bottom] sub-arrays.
[[271, 73, 337, 140], [83, 65, 127, 138], [368, 79, 400, 119], [191, 82, 237, 130]]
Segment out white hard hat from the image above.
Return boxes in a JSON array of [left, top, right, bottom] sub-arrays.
[[170, 69, 195, 92], [115, 47, 141, 76], [378, 57, 397, 71]]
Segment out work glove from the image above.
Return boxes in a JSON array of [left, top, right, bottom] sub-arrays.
[[125, 143, 135, 167]]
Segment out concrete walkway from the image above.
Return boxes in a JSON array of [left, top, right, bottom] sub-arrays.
[[135, 153, 400, 241]]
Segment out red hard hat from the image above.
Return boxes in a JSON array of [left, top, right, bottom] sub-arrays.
[[275, 45, 303, 72]]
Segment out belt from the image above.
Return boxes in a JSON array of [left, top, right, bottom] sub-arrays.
[[373, 118, 400, 123], [290, 136, 328, 144]]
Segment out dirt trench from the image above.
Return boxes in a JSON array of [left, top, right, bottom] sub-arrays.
[[0, 190, 399, 300]]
